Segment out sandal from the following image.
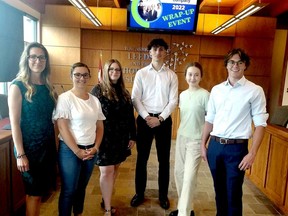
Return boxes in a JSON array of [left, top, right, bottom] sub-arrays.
[[101, 199, 116, 214], [104, 209, 112, 216]]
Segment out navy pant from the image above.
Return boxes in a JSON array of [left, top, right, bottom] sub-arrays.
[[135, 115, 172, 198], [207, 138, 248, 216]]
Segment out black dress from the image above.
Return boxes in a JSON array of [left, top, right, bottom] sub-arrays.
[[12, 80, 57, 196], [91, 84, 136, 166]]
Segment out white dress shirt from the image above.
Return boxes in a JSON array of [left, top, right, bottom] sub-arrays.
[[132, 63, 178, 120], [206, 76, 268, 139]]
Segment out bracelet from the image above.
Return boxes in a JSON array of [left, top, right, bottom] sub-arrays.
[[16, 153, 26, 159]]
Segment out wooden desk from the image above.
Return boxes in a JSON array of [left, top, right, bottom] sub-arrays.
[[0, 130, 25, 216], [246, 124, 288, 214]]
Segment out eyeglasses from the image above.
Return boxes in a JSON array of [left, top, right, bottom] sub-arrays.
[[73, 73, 90, 79], [108, 68, 121, 72], [28, 55, 47, 62], [227, 60, 244, 66]]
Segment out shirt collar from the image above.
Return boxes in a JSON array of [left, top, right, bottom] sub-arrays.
[[148, 63, 166, 72], [224, 76, 246, 87]]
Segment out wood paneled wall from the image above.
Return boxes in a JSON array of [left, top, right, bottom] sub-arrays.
[[42, 5, 276, 138]]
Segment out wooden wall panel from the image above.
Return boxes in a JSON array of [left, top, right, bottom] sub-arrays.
[[236, 17, 276, 38], [200, 36, 233, 56], [285, 179, 288, 213], [111, 32, 142, 51], [47, 47, 80, 66], [0, 140, 11, 216], [233, 37, 274, 58], [42, 27, 80, 47], [171, 108, 180, 139], [199, 57, 227, 92], [247, 57, 272, 77], [81, 30, 112, 50], [42, 5, 80, 27], [81, 49, 111, 68], [50, 65, 71, 84], [265, 136, 288, 207], [249, 132, 270, 189]]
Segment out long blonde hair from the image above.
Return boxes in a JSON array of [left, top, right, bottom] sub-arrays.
[[100, 59, 131, 102], [16, 42, 56, 103]]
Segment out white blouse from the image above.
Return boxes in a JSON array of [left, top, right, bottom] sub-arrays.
[[53, 90, 106, 145]]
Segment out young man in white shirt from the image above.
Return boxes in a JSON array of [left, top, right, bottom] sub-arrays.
[[131, 38, 178, 210], [201, 48, 269, 216]]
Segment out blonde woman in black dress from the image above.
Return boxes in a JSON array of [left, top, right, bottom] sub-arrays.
[[91, 59, 136, 216]]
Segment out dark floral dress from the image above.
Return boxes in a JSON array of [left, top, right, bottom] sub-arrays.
[[91, 84, 136, 166]]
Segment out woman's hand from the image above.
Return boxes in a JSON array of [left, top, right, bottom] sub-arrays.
[[17, 156, 29, 172], [78, 147, 97, 161], [128, 140, 136, 149]]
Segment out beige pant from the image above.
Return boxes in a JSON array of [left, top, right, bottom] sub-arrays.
[[174, 134, 202, 216]]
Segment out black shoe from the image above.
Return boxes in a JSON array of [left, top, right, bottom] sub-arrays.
[[169, 209, 194, 216], [169, 209, 178, 216], [159, 197, 170, 209], [130, 194, 144, 207]]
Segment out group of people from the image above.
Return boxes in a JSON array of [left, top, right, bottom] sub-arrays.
[[8, 37, 268, 216], [138, 0, 161, 21]]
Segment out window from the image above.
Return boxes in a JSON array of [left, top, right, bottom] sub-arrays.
[[24, 15, 37, 43]]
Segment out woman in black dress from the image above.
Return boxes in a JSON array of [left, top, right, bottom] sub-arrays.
[[91, 59, 136, 216]]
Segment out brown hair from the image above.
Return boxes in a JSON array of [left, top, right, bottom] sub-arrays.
[[224, 48, 250, 70], [100, 59, 131, 102], [70, 62, 91, 77], [184, 62, 203, 77]]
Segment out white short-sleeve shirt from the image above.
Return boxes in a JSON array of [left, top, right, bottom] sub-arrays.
[[53, 90, 106, 145]]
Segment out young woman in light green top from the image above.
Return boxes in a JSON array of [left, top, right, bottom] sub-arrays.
[[170, 62, 209, 216]]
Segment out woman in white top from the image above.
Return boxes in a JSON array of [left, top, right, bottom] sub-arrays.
[[170, 62, 209, 216], [53, 62, 105, 216]]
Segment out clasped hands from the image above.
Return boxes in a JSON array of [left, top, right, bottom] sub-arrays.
[[76, 147, 98, 161], [145, 116, 161, 128]]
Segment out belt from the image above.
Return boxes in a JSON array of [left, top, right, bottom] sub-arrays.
[[149, 113, 161, 117], [77, 144, 95, 150], [210, 136, 248, 144]]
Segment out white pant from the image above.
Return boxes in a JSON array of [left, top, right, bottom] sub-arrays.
[[174, 134, 202, 216]]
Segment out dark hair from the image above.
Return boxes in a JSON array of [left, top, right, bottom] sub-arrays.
[[100, 59, 131, 102], [224, 48, 250, 69], [184, 62, 203, 77], [70, 62, 91, 77], [147, 38, 168, 50]]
